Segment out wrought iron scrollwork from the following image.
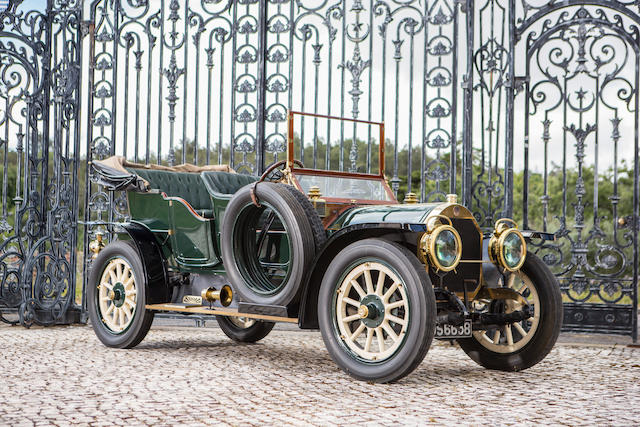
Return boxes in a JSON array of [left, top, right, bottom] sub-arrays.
[[0, 0, 83, 326], [515, 3, 639, 337], [0, 0, 637, 339]]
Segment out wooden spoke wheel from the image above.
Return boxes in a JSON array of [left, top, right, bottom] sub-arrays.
[[88, 241, 154, 348], [318, 238, 436, 383]]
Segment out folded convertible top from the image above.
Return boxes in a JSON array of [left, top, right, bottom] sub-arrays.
[[90, 156, 234, 192]]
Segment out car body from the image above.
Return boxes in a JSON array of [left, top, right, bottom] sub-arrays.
[[88, 111, 563, 382]]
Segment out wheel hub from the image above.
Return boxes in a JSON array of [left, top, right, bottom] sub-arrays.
[[473, 271, 541, 354], [359, 294, 385, 328], [335, 260, 410, 363], [111, 282, 126, 308]]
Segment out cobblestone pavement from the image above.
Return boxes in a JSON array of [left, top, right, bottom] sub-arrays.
[[1, 324, 638, 426]]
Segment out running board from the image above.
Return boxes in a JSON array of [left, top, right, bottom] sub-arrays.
[[145, 304, 298, 324]]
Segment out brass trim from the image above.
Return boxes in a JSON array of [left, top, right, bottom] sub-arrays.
[[488, 219, 527, 272], [404, 192, 418, 204], [422, 203, 484, 297], [426, 214, 453, 232], [308, 185, 322, 199], [145, 304, 298, 323], [358, 305, 369, 319], [425, 203, 483, 239], [494, 218, 518, 233], [419, 223, 462, 273], [89, 232, 105, 259], [201, 285, 233, 307]]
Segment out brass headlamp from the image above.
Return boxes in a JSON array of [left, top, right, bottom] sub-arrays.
[[419, 215, 462, 272], [488, 218, 527, 272]]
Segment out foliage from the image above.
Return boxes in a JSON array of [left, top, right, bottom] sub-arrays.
[[0, 138, 637, 260]]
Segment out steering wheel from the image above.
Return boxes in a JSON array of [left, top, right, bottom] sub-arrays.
[[259, 159, 305, 183]]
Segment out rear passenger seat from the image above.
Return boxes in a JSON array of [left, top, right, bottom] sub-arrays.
[[128, 169, 215, 218]]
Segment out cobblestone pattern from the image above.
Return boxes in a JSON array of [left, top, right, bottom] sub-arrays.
[[1, 324, 638, 426]]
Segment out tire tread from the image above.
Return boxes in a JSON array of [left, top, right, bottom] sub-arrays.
[[457, 253, 563, 371]]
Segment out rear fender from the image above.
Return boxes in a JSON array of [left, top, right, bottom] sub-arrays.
[[118, 221, 170, 304], [297, 223, 423, 329]]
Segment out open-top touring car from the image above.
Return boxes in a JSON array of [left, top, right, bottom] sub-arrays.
[[89, 111, 562, 383]]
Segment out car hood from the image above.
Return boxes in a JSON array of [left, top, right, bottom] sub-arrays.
[[328, 203, 443, 230]]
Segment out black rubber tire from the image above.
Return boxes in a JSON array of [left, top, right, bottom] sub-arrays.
[[216, 316, 275, 343], [282, 184, 327, 249], [87, 240, 154, 348], [318, 238, 436, 383], [457, 252, 563, 371], [221, 182, 316, 306]]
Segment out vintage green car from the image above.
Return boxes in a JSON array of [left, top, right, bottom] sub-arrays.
[[89, 112, 562, 383]]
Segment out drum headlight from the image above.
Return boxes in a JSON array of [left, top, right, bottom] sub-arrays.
[[419, 215, 462, 272], [488, 219, 527, 272]]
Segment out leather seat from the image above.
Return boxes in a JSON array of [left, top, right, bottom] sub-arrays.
[[200, 171, 257, 198], [129, 169, 214, 218]]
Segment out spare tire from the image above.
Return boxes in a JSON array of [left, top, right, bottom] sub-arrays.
[[221, 182, 317, 306], [282, 184, 327, 249]]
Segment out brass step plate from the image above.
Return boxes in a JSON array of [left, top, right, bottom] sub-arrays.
[[145, 304, 298, 324]]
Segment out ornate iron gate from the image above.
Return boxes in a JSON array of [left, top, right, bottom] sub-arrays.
[[82, 0, 467, 315], [511, 2, 639, 340], [1, 0, 638, 339], [0, 0, 84, 325]]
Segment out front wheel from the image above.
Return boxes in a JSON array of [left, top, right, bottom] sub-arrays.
[[318, 239, 436, 383], [87, 240, 154, 348], [216, 315, 275, 343], [458, 252, 563, 371]]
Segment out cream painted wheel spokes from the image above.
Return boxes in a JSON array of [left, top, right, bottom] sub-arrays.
[[472, 271, 540, 354], [335, 261, 409, 362], [228, 316, 256, 329], [97, 258, 138, 333]]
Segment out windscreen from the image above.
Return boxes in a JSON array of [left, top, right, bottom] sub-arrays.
[[296, 174, 394, 202]]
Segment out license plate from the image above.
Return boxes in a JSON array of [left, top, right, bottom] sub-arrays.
[[435, 319, 472, 339]]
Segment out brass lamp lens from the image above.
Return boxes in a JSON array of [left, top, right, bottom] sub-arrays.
[[421, 224, 462, 272], [434, 229, 458, 268], [503, 232, 525, 269]]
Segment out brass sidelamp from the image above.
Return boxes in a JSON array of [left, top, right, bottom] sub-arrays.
[[419, 214, 462, 273], [488, 218, 527, 272]]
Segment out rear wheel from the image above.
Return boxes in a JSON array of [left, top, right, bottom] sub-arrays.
[[88, 240, 154, 348], [458, 253, 562, 371], [318, 239, 436, 383], [216, 315, 275, 343]]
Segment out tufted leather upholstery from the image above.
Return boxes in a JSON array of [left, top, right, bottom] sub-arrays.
[[200, 171, 257, 197], [128, 169, 214, 218]]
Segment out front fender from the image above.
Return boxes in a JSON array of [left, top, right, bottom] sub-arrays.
[[119, 221, 170, 304], [298, 223, 423, 329]]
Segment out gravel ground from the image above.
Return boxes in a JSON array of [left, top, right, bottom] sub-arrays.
[[1, 321, 638, 426]]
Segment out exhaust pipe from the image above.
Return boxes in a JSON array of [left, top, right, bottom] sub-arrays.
[[201, 285, 233, 307]]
